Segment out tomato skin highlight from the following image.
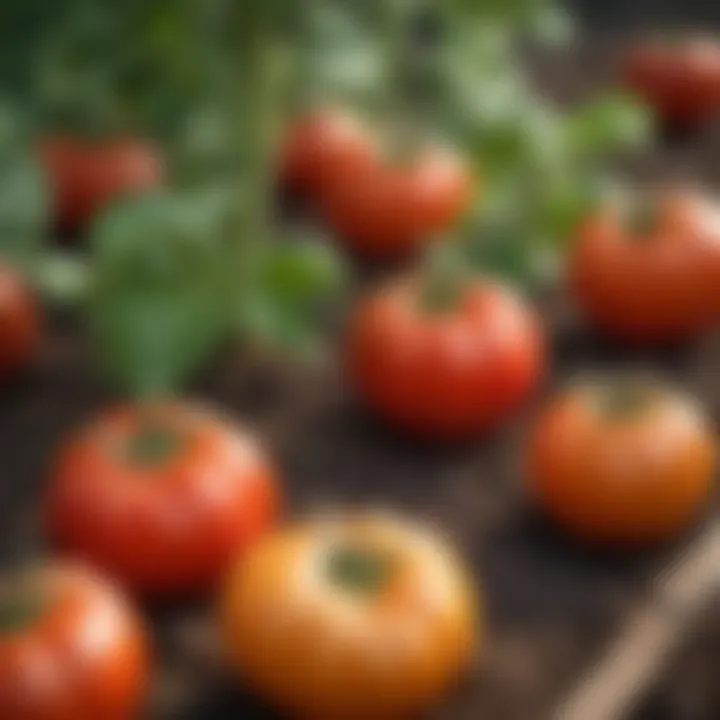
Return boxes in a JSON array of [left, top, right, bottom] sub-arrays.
[[569, 192, 720, 344], [526, 380, 716, 546], [0, 563, 149, 720], [280, 108, 377, 198], [0, 266, 40, 379], [39, 135, 164, 235], [323, 145, 474, 260], [623, 38, 720, 127], [220, 513, 479, 719], [46, 402, 278, 598], [347, 278, 544, 439]]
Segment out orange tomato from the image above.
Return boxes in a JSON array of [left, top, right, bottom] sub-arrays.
[[39, 135, 163, 235], [46, 402, 278, 597], [322, 145, 474, 259], [0, 562, 148, 720], [280, 108, 377, 198], [526, 377, 716, 546], [220, 512, 479, 719], [0, 266, 40, 378], [623, 37, 720, 127], [569, 191, 720, 344], [347, 277, 544, 439]]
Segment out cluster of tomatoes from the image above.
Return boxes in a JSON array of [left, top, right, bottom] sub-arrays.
[[0, 37, 719, 720]]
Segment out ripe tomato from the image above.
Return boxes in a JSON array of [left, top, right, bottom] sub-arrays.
[[220, 512, 479, 719], [0, 562, 148, 720], [0, 266, 40, 378], [623, 38, 720, 127], [39, 135, 163, 235], [570, 191, 720, 344], [322, 144, 474, 259], [280, 108, 377, 198], [526, 377, 716, 546], [46, 402, 278, 597], [347, 277, 544, 439]]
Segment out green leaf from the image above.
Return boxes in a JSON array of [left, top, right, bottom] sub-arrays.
[[90, 190, 231, 397], [567, 93, 652, 159], [0, 115, 48, 269]]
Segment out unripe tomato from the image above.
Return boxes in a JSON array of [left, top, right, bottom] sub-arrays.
[[46, 402, 278, 597], [220, 512, 479, 719], [623, 38, 720, 127], [0, 266, 40, 378], [39, 135, 163, 235], [347, 277, 544, 439], [569, 191, 720, 344], [0, 562, 148, 720], [526, 377, 716, 546], [323, 145, 474, 260], [280, 108, 377, 198]]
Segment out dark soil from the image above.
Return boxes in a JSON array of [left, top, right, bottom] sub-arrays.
[[3, 31, 720, 720]]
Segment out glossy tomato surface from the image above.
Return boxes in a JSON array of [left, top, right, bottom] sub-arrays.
[[323, 145, 474, 259], [39, 135, 163, 235], [0, 266, 40, 378], [280, 108, 377, 198], [0, 563, 148, 720], [347, 278, 544, 439], [46, 402, 278, 597], [570, 192, 720, 344], [527, 378, 716, 546], [624, 38, 720, 126], [220, 513, 479, 719]]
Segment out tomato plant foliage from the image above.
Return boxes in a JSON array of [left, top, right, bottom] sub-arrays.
[[0, 0, 648, 395]]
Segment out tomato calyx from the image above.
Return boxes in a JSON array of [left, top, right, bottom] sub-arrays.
[[0, 576, 47, 634], [326, 544, 396, 596], [124, 422, 185, 467], [624, 199, 660, 238], [418, 243, 468, 314], [593, 379, 658, 420]]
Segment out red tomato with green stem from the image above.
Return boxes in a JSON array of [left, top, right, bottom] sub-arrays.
[[570, 190, 720, 344], [623, 37, 720, 127], [46, 402, 278, 598], [39, 135, 164, 235], [526, 376, 716, 546], [0, 265, 41, 379], [347, 265, 544, 440], [0, 562, 149, 720], [323, 143, 474, 260], [280, 108, 377, 198]]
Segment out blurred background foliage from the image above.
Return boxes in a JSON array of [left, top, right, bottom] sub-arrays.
[[0, 0, 647, 395]]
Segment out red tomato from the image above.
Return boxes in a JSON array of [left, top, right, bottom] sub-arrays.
[[323, 145, 474, 260], [0, 562, 148, 720], [570, 191, 720, 344], [46, 402, 278, 597], [347, 277, 544, 439], [280, 108, 377, 197], [0, 266, 40, 378], [623, 38, 720, 126], [526, 377, 716, 546], [39, 135, 163, 234]]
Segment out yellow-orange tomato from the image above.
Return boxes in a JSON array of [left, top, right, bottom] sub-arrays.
[[220, 513, 479, 719], [0, 562, 148, 720], [569, 191, 720, 344], [526, 378, 716, 546]]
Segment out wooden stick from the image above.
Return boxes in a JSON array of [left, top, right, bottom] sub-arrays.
[[554, 523, 720, 720]]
